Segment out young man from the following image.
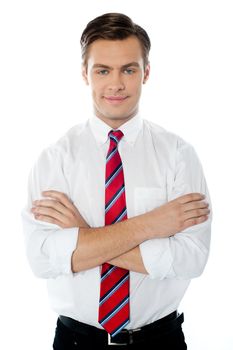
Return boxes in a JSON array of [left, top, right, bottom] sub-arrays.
[[22, 13, 211, 349]]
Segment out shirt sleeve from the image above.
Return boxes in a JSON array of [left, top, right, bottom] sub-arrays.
[[21, 146, 79, 279], [139, 138, 212, 280]]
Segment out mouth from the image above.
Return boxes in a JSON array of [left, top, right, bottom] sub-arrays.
[[103, 96, 129, 105]]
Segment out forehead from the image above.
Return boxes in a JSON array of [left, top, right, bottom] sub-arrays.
[[87, 36, 144, 67]]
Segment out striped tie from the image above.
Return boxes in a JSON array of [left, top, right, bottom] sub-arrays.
[[98, 130, 130, 337]]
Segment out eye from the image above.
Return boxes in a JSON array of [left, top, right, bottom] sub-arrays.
[[123, 68, 135, 75], [97, 69, 109, 75]]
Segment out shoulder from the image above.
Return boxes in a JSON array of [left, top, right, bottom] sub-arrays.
[[142, 119, 204, 179], [49, 121, 88, 152], [56, 121, 88, 152], [142, 119, 191, 152], [36, 121, 89, 165]]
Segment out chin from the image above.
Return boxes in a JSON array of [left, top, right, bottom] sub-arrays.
[[108, 114, 128, 119], [107, 114, 132, 121]]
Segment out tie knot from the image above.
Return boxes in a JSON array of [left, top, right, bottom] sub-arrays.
[[109, 130, 124, 145]]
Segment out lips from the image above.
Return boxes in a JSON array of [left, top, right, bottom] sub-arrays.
[[104, 96, 128, 104]]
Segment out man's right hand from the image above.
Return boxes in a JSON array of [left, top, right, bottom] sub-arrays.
[[143, 193, 210, 239], [71, 192, 209, 272]]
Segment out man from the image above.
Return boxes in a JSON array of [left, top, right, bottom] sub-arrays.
[[22, 13, 211, 349]]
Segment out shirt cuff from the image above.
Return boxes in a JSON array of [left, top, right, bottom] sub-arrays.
[[139, 238, 173, 279], [42, 227, 79, 276]]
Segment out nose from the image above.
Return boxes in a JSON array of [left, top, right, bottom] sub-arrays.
[[108, 72, 125, 92]]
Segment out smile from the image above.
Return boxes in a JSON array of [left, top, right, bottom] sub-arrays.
[[104, 96, 128, 104]]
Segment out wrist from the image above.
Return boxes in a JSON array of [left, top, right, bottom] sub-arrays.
[[135, 209, 167, 240], [129, 212, 154, 241]]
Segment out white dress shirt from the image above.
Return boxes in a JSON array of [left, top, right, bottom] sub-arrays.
[[22, 113, 211, 329]]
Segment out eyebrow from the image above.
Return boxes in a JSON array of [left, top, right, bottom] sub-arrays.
[[92, 62, 140, 70]]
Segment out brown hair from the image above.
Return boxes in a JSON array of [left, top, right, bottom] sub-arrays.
[[80, 13, 151, 69]]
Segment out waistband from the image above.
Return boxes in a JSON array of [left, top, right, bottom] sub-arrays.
[[59, 311, 184, 346]]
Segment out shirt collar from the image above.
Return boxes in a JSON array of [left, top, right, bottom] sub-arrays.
[[89, 113, 143, 146]]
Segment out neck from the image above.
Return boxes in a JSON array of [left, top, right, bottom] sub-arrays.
[[95, 112, 138, 129]]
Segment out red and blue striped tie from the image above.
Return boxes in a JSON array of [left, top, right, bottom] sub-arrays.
[[98, 130, 130, 337]]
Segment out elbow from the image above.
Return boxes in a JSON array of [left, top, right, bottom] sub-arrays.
[[27, 251, 59, 279], [174, 248, 210, 280], [190, 250, 210, 278], [171, 225, 211, 279], [26, 243, 60, 279], [24, 227, 77, 279], [29, 265, 55, 279]]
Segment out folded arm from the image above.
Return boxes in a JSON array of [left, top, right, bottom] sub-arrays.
[[23, 141, 211, 279], [30, 190, 209, 275]]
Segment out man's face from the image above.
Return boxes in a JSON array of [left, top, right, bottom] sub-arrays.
[[82, 36, 150, 127]]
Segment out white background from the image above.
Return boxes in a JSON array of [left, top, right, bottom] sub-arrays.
[[0, 0, 233, 349]]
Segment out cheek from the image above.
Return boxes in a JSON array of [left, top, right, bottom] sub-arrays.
[[129, 80, 142, 97], [91, 86, 103, 107], [90, 79, 105, 97], [128, 74, 143, 90]]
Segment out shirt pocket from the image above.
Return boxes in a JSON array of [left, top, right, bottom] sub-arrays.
[[134, 187, 167, 215]]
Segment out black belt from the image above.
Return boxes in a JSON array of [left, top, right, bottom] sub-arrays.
[[59, 311, 184, 346]]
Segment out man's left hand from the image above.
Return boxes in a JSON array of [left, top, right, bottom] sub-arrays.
[[31, 190, 89, 229]]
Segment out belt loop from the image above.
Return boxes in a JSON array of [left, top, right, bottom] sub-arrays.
[[129, 330, 133, 345]]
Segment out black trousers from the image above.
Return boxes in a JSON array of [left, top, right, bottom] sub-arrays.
[[53, 318, 187, 350]]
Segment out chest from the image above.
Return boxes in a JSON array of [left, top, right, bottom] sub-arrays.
[[65, 139, 174, 226]]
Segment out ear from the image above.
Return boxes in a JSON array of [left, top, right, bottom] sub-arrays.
[[82, 65, 89, 85], [143, 64, 150, 84]]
